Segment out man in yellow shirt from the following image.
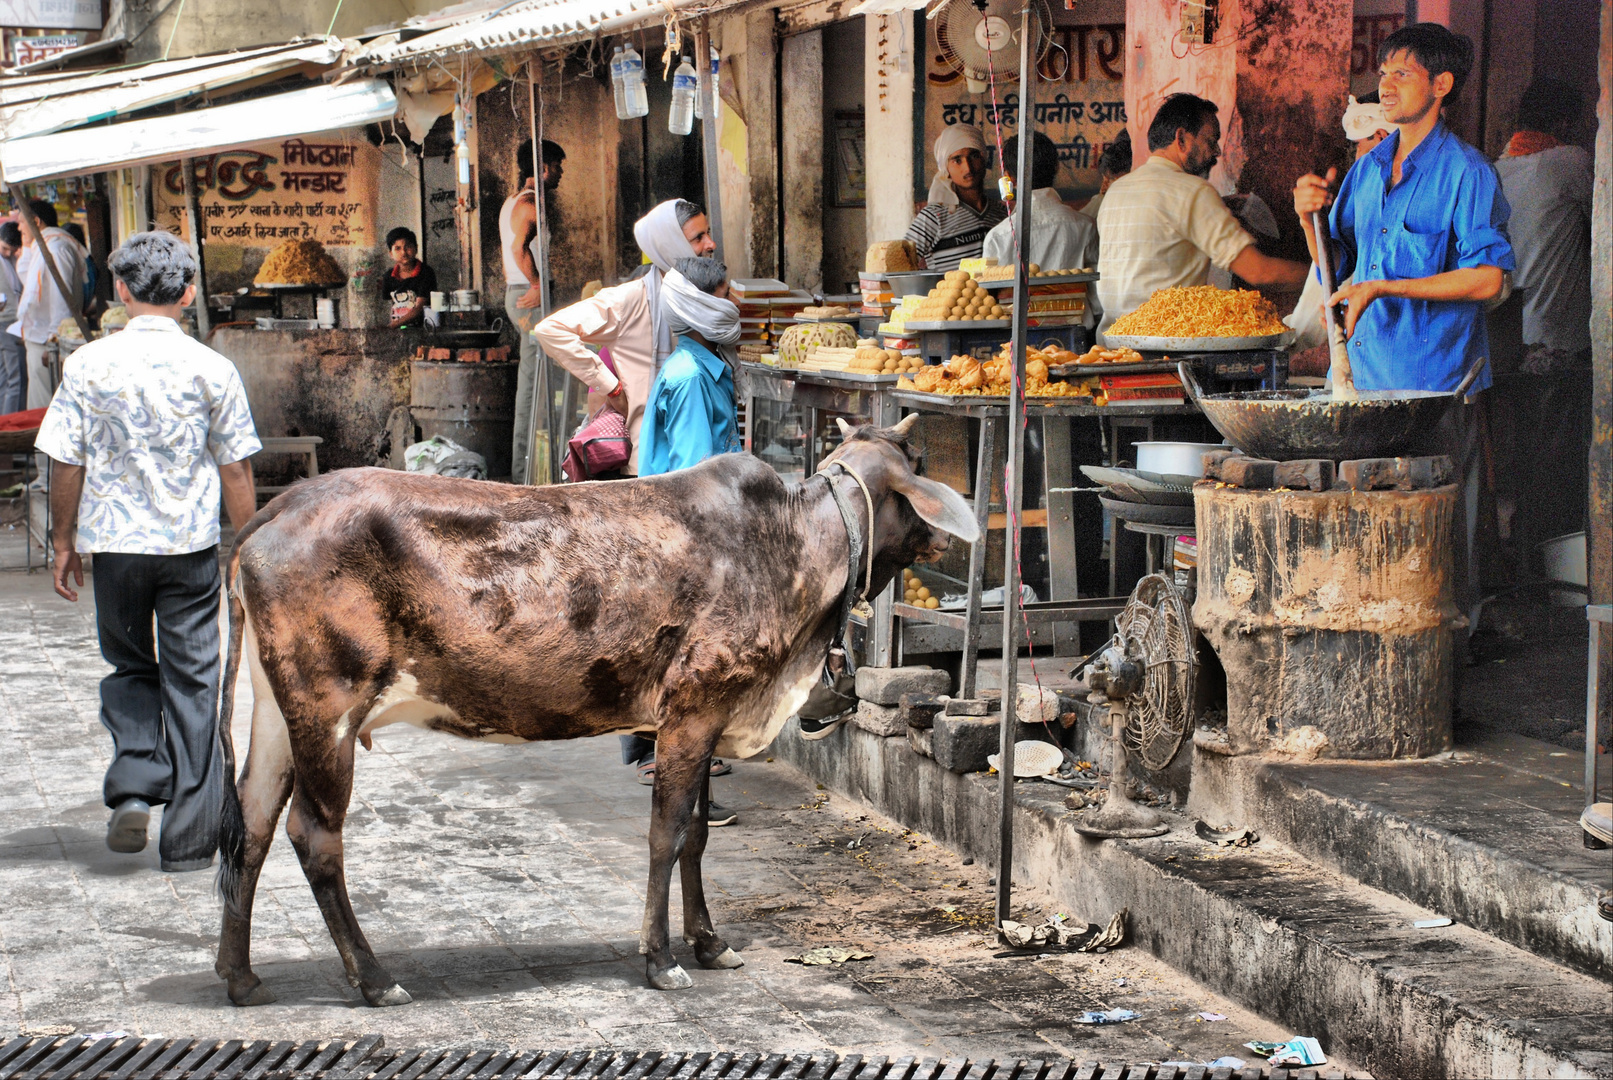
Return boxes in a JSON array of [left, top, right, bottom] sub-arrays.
[[1095, 93, 1308, 339]]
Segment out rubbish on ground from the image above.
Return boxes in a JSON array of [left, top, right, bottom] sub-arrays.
[[1197, 1011, 1227, 1021], [1207, 1058, 1245, 1069], [999, 906, 1127, 952], [1063, 788, 1104, 809], [1113, 978, 1127, 986], [1078, 908, 1128, 951], [404, 436, 487, 479], [1413, 917, 1453, 928], [784, 946, 874, 965], [1195, 820, 1260, 847], [1246, 1038, 1327, 1067], [1076, 1008, 1139, 1024]]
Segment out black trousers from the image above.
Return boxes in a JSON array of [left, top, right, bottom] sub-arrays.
[[92, 548, 224, 866]]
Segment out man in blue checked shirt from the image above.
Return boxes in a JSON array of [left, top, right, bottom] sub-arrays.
[[1293, 21, 1514, 393]]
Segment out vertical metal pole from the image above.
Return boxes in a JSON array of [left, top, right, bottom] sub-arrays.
[[695, 21, 726, 261], [524, 60, 555, 486], [995, 1, 1036, 929], [181, 158, 211, 339]]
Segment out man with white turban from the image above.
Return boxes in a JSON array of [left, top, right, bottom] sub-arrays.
[[637, 256, 742, 476], [904, 124, 1006, 271], [532, 199, 715, 478]]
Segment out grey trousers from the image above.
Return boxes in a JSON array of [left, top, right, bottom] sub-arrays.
[[0, 323, 25, 415], [509, 283, 543, 484], [93, 547, 224, 867]]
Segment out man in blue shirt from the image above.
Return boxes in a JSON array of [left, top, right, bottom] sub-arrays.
[[1293, 22, 1514, 393], [637, 256, 742, 477]]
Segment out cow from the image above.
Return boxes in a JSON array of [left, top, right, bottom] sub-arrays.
[[213, 415, 977, 1007]]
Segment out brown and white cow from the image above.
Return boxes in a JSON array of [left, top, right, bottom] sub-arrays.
[[213, 416, 976, 1007]]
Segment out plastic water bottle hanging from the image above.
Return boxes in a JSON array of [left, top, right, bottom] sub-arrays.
[[609, 46, 628, 120], [669, 57, 697, 135], [620, 44, 649, 119], [694, 47, 719, 120]]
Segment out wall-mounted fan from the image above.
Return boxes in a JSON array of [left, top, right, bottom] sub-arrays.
[[933, 0, 1055, 94]]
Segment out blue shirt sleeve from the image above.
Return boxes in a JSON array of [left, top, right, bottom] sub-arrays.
[[1451, 162, 1515, 272]]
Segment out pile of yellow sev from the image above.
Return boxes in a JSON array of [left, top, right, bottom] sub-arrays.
[[1110, 285, 1286, 338]]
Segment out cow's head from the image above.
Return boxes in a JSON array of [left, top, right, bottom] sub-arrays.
[[818, 415, 979, 596]]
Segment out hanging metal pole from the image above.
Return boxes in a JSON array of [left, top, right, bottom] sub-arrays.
[[995, 0, 1036, 930], [694, 20, 725, 262], [181, 158, 211, 339]]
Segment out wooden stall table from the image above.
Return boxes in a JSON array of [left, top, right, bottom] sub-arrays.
[[886, 388, 1199, 695]]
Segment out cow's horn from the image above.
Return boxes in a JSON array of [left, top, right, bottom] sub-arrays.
[[836, 417, 855, 438], [891, 414, 919, 436]]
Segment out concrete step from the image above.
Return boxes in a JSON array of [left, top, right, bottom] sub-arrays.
[[773, 722, 1613, 1080], [1190, 734, 1613, 982]]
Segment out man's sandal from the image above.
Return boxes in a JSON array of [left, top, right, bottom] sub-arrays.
[[636, 759, 732, 786]]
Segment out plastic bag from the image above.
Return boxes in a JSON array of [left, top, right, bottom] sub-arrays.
[[404, 435, 487, 480]]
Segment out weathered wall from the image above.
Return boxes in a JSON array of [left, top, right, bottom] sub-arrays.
[[782, 29, 826, 291], [822, 17, 866, 295], [214, 326, 413, 472], [108, 0, 433, 65], [864, 10, 916, 247], [1123, 0, 1238, 187], [923, 0, 1126, 206], [476, 66, 616, 311]]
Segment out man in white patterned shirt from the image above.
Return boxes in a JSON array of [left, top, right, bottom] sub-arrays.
[[36, 231, 261, 871], [1095, 94, 1307, 339]]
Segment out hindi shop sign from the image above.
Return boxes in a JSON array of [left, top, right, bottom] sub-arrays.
[[925, 21, 1125, 199], [153, 137, 378, 249], [9, 32, 82, 67], [0, 0, 99, 29]]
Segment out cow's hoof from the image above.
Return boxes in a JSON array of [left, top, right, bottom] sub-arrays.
[[227, 979, 277, 1007], [363, 983, 413, 1007], [697, 945, 744, 970], [647, 962, 694, 991]]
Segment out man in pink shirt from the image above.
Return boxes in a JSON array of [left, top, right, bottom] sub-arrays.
[[532, 199, 714, 476]]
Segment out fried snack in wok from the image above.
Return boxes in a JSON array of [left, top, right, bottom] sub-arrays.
[[1109, 285, 1285, 338]]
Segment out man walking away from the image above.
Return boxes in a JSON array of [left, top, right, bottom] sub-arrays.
[[505, 137, 565, 484], [36, 231, 261, 871], [0, 221, 27, 414], [16, 200, 86, 485]]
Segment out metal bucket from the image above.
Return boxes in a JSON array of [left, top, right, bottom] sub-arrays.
[[409, 360, 518, 480]]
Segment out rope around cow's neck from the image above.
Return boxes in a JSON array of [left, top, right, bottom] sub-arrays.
[[818, 460, 876, 602]]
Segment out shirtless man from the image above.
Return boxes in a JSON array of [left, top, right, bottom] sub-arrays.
[[504, 138, 565, 484]]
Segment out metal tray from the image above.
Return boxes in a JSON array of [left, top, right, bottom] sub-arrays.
[[796, 368, 901, 384], [1103, 330, 1296, 352], [905, 320, 1012, 331], [1049, 360, 1182, 377], [787, 316, 861, 324], [255, 317, 320, 330], [1098, 493, 1196, 527], [979, 271, 1101, 289], [1080, 465, 1195, 506], [250, 281, 344, 291]]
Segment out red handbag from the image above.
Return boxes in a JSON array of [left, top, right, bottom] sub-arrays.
[[561, 347, 631, 481]]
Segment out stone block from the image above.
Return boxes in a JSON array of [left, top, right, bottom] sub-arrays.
[[944, 698, 992, 716], [855, 665, 950, 705], [1339, 455, 1455, 492], [1273, 458, 1335, 492], [1201, 448, 1238, 479], [849, 700, 907, 738], [931, 714, 1000, 773], [906, 725, 933, 758], [899, 692, 948, 729], [1220, 456, 1279, 489]]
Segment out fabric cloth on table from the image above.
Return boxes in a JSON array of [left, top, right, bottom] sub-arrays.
[[1492, 142, 1592, 353], [93, 546, 224, 869], [635, 336, 740, 478], [34, 314, 261, 554], [1094, 155, 1256, 339], [532, 278, 656, 475], [1328, 120, 1514, 393]]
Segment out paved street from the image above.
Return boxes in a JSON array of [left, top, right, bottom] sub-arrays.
[[0, 564, 1292, 1066]]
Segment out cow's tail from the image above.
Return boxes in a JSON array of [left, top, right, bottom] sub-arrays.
[[215, 537, 251, 910]]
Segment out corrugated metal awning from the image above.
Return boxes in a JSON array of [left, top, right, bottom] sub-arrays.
[[0, 78, 397, 182], [345, 0, 730, 72], [0, 39, 346, 142]]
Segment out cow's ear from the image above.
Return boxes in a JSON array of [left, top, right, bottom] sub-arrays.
[[892, 474, 979, 543]]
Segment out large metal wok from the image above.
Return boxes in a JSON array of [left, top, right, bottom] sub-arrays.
[[1178, 359, 1486, 461]]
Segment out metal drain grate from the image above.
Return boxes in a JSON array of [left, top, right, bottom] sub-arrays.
[[0, 1038, 1356, 1080]]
